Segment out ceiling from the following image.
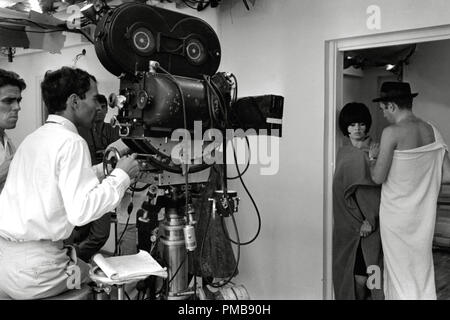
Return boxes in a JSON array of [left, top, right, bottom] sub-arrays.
[[344, 44, 417, 70]]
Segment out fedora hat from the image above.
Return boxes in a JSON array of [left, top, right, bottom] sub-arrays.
[[372, 82, 418, 102]]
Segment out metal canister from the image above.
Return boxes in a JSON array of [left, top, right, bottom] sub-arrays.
[[160, 208, 189, 300], [183, 224, 197, 251], [217, 284, 250, 300]]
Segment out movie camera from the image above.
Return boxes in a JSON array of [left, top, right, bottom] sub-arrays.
[[94, 2, 284, 300]]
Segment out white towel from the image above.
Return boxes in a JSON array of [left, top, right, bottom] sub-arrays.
[[380, 123, 447, 300]]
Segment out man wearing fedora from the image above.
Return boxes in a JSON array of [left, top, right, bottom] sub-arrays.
[[369, 81, 450, 299]]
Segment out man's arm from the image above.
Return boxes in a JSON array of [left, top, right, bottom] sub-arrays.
[[370, 126, 397, 185], [58, 139, 137, 227]]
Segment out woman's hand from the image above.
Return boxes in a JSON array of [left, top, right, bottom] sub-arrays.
[[369, 142, 380, 160], [360, 220, 373, 237]]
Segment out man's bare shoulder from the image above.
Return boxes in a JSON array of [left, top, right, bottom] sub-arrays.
[[381, 124, 400, 138], [380, 125, 401, 149]]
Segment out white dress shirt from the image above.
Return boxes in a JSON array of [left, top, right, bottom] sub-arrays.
[[0, 132, 15, 193], [0, 115, 131, 242]]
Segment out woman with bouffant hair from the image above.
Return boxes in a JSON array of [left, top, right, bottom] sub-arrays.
[[332, 102, 384, 300]]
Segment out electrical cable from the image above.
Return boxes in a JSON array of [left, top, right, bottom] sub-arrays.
[[155, 253, 187, 297], [77, 27, 95, 44], [0, 18, 66, 30], [0, 24, 64, 33], [203, 72, 262, 245], [210, 80, 228, 123], [150, 63, 198, 300], [202, 75, 226, 129], [154, 64, 191, 219], [114, 209, 131, 256], [220, 135, 262, 245], [181, 0, 198, 9], [227, 136, 250, 180], [113, 185, 135, 255]]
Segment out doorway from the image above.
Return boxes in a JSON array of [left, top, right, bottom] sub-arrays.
[[324, 24, 450, 300]]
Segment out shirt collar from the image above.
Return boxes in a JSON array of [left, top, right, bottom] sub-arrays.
[[46, 114, 78, 134]]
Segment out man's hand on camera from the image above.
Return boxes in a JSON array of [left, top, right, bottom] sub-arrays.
[[116, 153, 140, 180]]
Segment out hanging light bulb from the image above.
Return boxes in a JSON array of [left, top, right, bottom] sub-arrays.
[[386, 64, 396, 71]]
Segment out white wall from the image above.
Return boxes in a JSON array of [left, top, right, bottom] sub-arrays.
[[5, 0, 450, 299], [404, 40, 450, 145], [216, 0, 450, 299], [0, 37, 118, 146]]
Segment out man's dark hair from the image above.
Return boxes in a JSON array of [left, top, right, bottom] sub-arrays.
[[387, 97, 413, 110], [0, 69, 26, 91], [41, 66, 96, 114], [339, 102, 372, 137]]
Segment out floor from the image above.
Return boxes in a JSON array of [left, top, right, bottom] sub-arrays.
[[434, 247, 450, 300]]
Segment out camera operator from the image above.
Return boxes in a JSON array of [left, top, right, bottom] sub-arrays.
[[0, 66, 139, 300], [64, 94, 120, 263]]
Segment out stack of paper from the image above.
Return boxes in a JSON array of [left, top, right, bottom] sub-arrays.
[[93, 250, 167, 281]]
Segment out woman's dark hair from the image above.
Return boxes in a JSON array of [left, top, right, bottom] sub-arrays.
[[338, 102, 372, 137], [0, 69, 26, 91], [41, 66, 96, 114]]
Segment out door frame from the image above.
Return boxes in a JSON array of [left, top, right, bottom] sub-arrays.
[[323, 24, 450, 300]]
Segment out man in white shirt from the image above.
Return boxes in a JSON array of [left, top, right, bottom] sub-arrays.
[[0, 66, 139, 300], [0, 69, 26, 193]]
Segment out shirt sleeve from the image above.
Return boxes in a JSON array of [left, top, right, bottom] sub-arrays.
[[58, 138, 130, 226], [93, 163, 105, 181]]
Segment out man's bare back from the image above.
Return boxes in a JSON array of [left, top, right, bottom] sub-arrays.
[[391, 117, 435, 151]]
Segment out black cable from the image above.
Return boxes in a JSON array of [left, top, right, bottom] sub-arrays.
[[202, 76, 226, 129], [209, 80, 228, 123], [114, 187, 135, 255], [156, 253, 187, 296], [0, 24, 64, 33], [0, 18, 66, 31], [113, 209, 118, 255], [129, 184, 150, 192], [129, 178, 151, 192], [203, 75, 215, 127], [114, 210, 131, 256], [202, 75, 222, 125], [197, 1, 211, 11], [227, 136, 250, 180], [77, 27, 94, 45], [154, 65, 190, 220], [221, 143, 262, 245], [204, 73, 261, 244], [181, 0, 198, 9]]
